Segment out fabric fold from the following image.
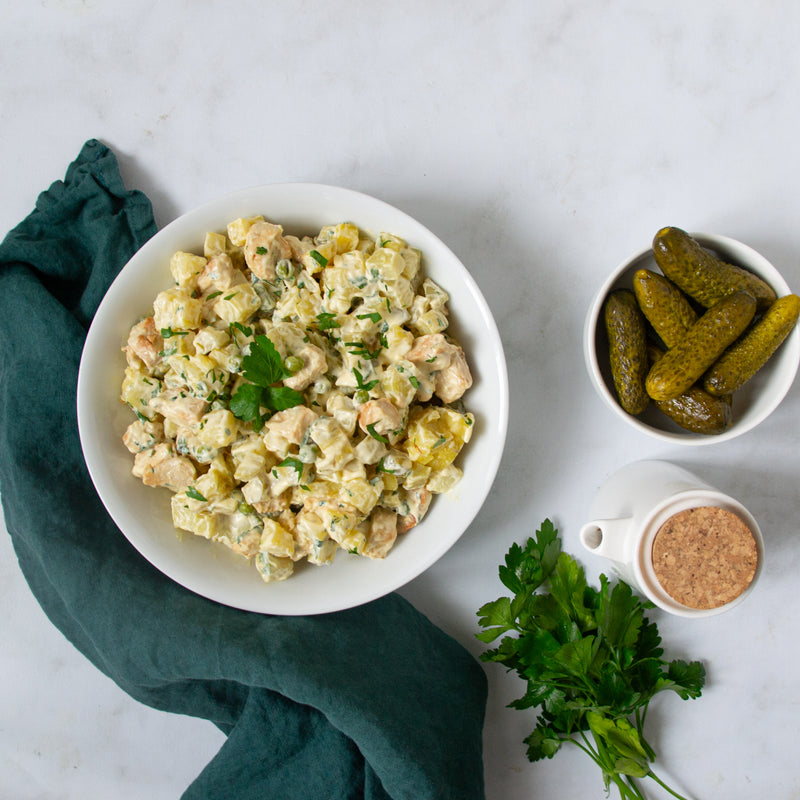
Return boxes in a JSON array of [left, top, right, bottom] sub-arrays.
[[0, 139, 487, 800]]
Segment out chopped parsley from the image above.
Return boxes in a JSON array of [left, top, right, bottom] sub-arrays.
[[366, 422, 388, 443], [345, 340, 382, 360], [186, 486, 207, 502], [160, 327, 189, 338], [309, 249, 329, 268], [316, 311, 341, 331], [353, 367, 379, 392], [278, 456, 304, 480]]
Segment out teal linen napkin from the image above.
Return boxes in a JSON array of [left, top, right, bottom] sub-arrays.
[[0, 140, 488, 800]]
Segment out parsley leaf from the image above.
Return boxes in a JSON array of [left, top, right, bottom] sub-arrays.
[[229, 383, 265, 429], [230, 334, 304, 429], [278, 456, 304, 479], [186, 486, 207, 502], [241, 335, 285, 387], [267, 385, 304, 411], [477, 519, 705, 800]]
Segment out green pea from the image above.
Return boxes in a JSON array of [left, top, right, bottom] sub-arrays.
[[284, 355, 305, 374], [354, 389, 370, 405]]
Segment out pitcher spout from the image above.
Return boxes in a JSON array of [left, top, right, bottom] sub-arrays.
[[579, 517, 633, 565]]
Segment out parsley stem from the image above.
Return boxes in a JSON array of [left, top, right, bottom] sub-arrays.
[[646, 770, 692, 800]]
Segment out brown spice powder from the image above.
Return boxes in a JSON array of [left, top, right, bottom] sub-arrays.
[[651, 506, 758, 610]]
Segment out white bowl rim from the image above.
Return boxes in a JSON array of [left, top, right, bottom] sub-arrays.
[[583, 231, 800, 445], [77, 182, 509, 614]]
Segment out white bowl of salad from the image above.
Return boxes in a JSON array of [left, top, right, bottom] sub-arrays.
[[77, 183, 508, 615]]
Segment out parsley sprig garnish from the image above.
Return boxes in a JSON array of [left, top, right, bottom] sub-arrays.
[[477, 519, 705, 800], [230, 335, 304, 431]]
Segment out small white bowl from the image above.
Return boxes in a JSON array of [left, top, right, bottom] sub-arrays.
[[77, 183, 509, 615], [584, 232, 800, 444]]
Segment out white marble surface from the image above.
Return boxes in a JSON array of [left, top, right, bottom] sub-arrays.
[[2, 2, 800, 798]]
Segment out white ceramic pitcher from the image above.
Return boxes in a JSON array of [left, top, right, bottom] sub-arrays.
[[579, 460, 764, 618]]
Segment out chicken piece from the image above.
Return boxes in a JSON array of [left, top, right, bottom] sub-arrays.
[[126, 316, 163, 370], [284, 234, 314, 262], [122, 418, 164, 453], [132, 442, 196, 491], [357, 398, 403, 438], [397, 488, 432, 533], [226, 528, 262, 558], [283, 344, 327, 391], [244, 220, 293, 281], [263, 405, 319, 446], [363, 508, 398, 559], [406, 333, 472, 404], [433, 346, 472, 404], [197, 252, 238, 293], [150, 391, 208, 428], [252, 492, 292, 518]]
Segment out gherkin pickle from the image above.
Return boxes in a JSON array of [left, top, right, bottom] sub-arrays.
[[632, 268, 698, 348], [653, 227, 776, 311], [704, 293, 800, 396], [645, 291, 757, 402], [647, 344, 732, 434], [604, 289, 649, 415]]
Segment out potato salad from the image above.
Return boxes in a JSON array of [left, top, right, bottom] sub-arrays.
[[120, 216, 474, 582]]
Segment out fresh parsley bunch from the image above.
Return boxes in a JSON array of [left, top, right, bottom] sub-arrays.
[[477, 519, 705, 800], [229, 334, 304, 431]]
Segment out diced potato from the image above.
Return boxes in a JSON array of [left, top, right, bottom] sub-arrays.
[[171, 496, 219, 539], [426, 463, 463, 494], [385, 276, 414, 309], [376, 232, 407, 252], [197, 409, 238, 449], [379, 326, 414, 365], [120, 368, 162, 420], [338, 527, 367, 555], [402, 406, 473, 470], [211, 284, 262, 324], [403, 462, 431, 490], [400, 248, 421, 281], [227, 216, 264, 247], [153, 287, 203, 331], [193, 327, 230, 354], [231, 435, 270, 482], [338, 477, 381, 515], [194, 456, 234, 503], [255, 552, 294, 582], [366, 247, 405, 281], [380, 361, 418, 408], [301, 240, 337, 274], [166, 353, 228, 400], [317, 222, 360, 255], [259, 518, 295, 559], [170, 251, 207, 289], [203, 231, 228, 258]]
